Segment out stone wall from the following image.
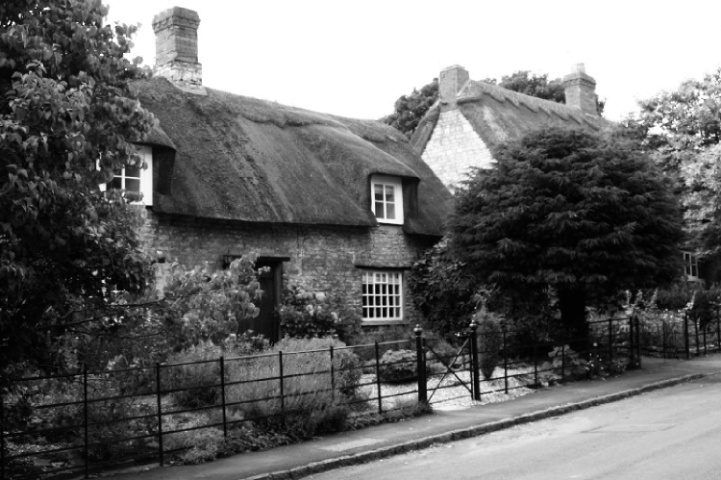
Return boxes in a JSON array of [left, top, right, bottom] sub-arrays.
[[139, 210, 436, 326], [421, 109, 494, 191]]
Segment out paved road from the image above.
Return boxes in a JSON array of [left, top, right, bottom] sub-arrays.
[[307, 374, 721, 480]]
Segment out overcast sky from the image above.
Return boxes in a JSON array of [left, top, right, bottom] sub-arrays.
[[105, 0, 721, 122]]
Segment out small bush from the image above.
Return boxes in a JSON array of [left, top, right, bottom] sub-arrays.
[[226, 336, 361, 439], [164, 333, 271, 410], [475, 307, 503, 380], [377, 349, 418, 383]]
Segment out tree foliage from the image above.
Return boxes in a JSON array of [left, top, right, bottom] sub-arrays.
[[383, 71, 604, 137], [0, 0, 157, 370], [628, 69, 721, 255], [382, 78, 438, 137], [483, 71, 566, 104], [407, 240, 479, 336], [448, 126, 684, 345]]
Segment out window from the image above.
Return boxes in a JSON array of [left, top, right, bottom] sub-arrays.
[[362, 271, 403, 321], [683, 251, 699, 280], [104, 145, 153, 205], [371, 175, 403, 225]]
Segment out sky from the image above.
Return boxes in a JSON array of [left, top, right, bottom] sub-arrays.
[[104, 0, 721, 122]]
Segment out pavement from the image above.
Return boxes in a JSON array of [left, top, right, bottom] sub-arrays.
[[111, 354, 721, 480]]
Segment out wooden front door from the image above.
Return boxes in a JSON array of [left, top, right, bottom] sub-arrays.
[[238, 259, 282, 342]]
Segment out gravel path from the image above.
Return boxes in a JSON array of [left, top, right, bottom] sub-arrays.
[[359, 367, 535, 412]]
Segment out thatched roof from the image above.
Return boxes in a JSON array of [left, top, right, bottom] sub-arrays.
[[411, 80, 610, 154], [133, 77, 450, 236]]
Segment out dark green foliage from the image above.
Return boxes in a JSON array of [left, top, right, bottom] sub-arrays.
[[475, 308, 503, 380], [490, 71, 566, 104], [655, 284, 721, 329], [0, 0, 157, 370], [450, 126, 685, 346], [382, 78, 438, 136], [407, 240, 478, 337], [377, 349, 418, 383]]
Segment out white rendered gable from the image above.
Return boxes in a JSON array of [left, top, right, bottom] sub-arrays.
[[421, 110, 494, 192]]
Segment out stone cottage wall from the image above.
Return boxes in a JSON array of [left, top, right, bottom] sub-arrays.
[[421, 109, 494, 192], [139, 210, 436, 328]]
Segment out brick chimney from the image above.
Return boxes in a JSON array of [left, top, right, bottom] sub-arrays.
[[152, 7, 202, 88], [439, 65, 470, 108], [563, 63, 597, 115]]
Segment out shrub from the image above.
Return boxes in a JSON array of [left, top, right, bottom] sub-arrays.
[[377, 349, 418, 383], [475, 307, 504, 380], [164, 334, 270, 410], [164, 342, 224, 409], [407, 241, 478, 337], [277, 286, 362, 342], [225, 336, 361, 439]]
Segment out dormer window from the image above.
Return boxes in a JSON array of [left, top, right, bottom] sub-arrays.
[[105, 145, 153, 206], [371, 175, 403, 225]]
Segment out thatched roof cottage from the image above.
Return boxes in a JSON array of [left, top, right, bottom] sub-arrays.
[[411, 64, 608, 192], [126, 7, 452, 340]]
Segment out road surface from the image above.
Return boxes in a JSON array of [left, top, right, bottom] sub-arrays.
[[307, 374, 721, 480]]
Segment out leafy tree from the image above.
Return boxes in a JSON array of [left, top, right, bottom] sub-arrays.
[[484, 71, 566, 104], [382, 78, 438, 137], [448, 126, 684, 347], [629, 69, 721, 255], [0, 0, 156, 370], [383, 71, 605, 137]]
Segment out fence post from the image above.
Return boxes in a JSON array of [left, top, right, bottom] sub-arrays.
[[219, 357, 227, 438], [468, 321, 480, 401], [374, 342, 383, 414], [278, 351, 285, 421], [155, 363, 164, 466], [83, 365, 89, 479], [717, 306, 721, 351], [329, 346, 336, 403], [560, 344, 566, 382], [703, 319, 708, 356], [662, 319, 667, 359], [628, 315, 635, 366], [635, 317, 642, 369], [694, 315, 700, 356], [608, 317, 613, 364], [414, 325, 428, 404], [1, 389, 5, 480], [533, 339, 538, 387], [502, 326, 508, 394], [684, 312, 691, 359]]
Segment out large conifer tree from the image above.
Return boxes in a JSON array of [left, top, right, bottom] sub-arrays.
[[449, 127, 684, 345]]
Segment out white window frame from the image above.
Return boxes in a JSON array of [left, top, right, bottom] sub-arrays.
[[370, 175, 403, 225], [361, 270, 403, 322], [102, 145, 153, 206], [683, 251, 699, 280]]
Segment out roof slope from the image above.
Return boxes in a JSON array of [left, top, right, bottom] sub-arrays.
[[134, 78, 451, 236], [411, 80, 610, 154]]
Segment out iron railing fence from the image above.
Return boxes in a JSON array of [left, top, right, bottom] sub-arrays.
[[2, 311, 718, 479]]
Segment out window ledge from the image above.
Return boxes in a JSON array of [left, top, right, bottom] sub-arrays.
[[361, 319, 407, 327]]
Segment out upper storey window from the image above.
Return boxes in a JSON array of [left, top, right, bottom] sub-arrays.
[[371, 175, 403, 225], [107, 145, 153, 206]]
